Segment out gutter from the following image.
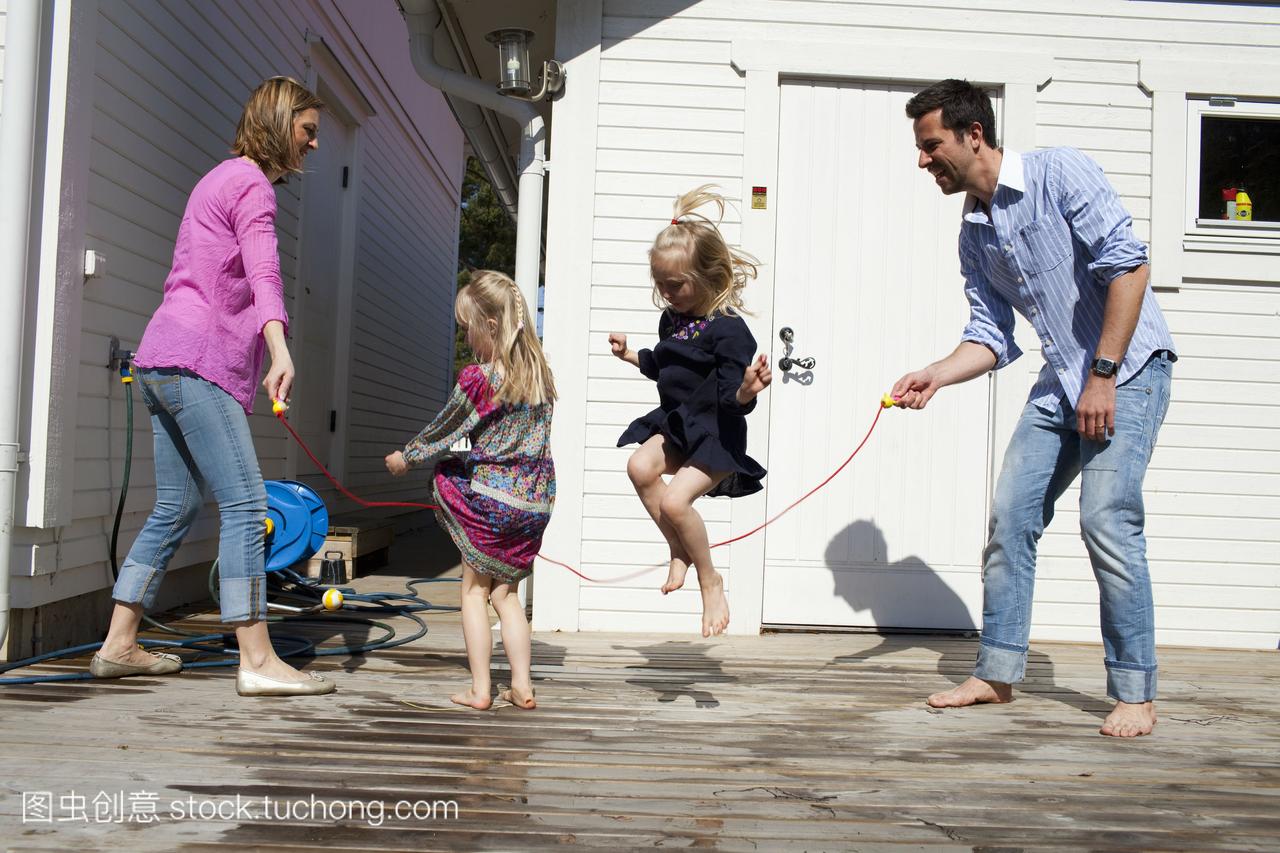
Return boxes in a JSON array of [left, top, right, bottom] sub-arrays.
[[403, 0, 546, 318], [0, 0, 45, 649], [434, 1, 519, 220]]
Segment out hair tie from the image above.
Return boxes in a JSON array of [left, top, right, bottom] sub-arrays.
[[671, 218, 680, 225]]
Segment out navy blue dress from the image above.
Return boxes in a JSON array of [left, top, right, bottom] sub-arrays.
[[617, 309, 766, 498]]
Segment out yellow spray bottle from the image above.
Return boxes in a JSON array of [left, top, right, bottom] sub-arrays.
[[1234, 189, 1253, 221]]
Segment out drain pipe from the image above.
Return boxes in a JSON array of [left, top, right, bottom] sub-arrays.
[[445, 87, 519, 222], [0, 0, 45, 649], [404, 1, 545, 317]]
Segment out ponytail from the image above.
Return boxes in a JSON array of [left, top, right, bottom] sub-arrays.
[[651, 184, 758, 316]]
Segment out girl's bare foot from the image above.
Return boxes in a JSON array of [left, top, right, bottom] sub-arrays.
[[450, 686, 493, 710], [698, 572, 730, 637], [499, 686, 536, 709], [1100, 700, 1156, 737], [926, 676, 1013, 708], [661, 557, 690, 595]]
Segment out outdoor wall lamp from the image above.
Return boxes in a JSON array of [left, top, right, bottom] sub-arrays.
[[484, 28, 565, 100]]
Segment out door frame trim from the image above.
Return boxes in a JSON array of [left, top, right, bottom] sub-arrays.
[[292, 37, 374, 483]]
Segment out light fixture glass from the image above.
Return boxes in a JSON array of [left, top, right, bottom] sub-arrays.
[[485, 28, 534, 96]]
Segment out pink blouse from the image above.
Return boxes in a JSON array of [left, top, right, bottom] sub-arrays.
[[134, 158, 289, 413]]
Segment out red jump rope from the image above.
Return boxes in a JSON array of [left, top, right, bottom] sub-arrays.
[[272, 394, 900, 584]]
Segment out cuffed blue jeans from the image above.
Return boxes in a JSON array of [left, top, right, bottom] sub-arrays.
[[111, 368, 268, 623], [975, 352, 1173, 703]]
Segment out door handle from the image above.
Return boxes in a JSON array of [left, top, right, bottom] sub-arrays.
[[778, 355, 816, 371], [777, 326, 815, 372]]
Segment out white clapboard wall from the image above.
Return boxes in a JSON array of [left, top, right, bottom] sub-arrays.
[[11, 0, 463, 609], [0, 0, 8, 116], [535, 0, 1280, 649]]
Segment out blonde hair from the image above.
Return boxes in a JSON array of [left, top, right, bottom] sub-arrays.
[[651, 184, 759, 316], [456, 271, 557, 406], [232, 77, 324, 178]]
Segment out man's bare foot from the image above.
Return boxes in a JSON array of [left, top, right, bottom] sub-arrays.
[[1100, 700, 1156, 737], [661, 557, 690, 595], [926, 676, 1013, 708], [499, 686, 536, 709], [698, 572, 730, 637], [450, 686, 493, 710]]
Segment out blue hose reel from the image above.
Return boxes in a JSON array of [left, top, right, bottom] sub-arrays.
[[263, 480, 329, 572]]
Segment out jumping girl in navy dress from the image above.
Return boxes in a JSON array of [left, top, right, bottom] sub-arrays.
[[610, 186, 772, 637]]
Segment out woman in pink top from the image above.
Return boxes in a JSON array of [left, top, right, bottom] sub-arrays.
[[91, 78, 334, 697]]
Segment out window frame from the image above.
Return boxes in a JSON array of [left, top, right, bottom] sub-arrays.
[[1184, 97, 1280, 238], [1142, 56, 1280, 286]]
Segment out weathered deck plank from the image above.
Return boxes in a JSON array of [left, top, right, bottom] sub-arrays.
[[1, 528, 1277, 851]]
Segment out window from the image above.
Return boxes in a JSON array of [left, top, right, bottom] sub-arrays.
[[1186, 98, 1280, 233]]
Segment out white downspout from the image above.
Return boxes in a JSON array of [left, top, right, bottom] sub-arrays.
[[405, 2, 545, 320], [0, 0, 45, 649]]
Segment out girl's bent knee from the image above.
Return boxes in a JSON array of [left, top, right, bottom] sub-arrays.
[[627, 454, 660, 487], [659, 493, 692, 523]]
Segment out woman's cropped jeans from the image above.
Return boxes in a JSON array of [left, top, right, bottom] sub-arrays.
[[111, 368, 268, 623]]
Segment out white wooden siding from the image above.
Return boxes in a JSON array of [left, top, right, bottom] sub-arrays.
[[554, 0, 1280, 646], [11, 0, 462, 609], [565, 22, 747, 632], [0, 0, 8, 115]]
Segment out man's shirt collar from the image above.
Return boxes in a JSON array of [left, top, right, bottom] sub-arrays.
[[962, 149, 1023, 221]]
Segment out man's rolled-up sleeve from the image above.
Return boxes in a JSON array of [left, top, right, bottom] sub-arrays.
[[1053, 147, 1149, 285], [959, 240, 1022, 370]]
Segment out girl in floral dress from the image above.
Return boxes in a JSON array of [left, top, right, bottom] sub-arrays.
[[385, 271, 555, 710]]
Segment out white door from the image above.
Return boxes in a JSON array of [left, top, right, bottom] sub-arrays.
[[760, 81, 997, 630], [293, 110, 355, 490]]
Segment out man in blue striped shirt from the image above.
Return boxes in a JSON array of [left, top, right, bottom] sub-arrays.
[[891, 80, 1176, 738]]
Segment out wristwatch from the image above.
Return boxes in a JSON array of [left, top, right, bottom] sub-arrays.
[[1090, 357, 1119, 378]]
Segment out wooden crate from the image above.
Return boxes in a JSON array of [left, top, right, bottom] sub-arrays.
[[302, 517, 395, 583]]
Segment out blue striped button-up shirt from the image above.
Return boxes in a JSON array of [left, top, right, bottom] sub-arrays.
[[959, 147, 1176, 411]]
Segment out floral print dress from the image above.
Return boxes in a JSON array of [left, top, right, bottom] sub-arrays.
[[403, 364, 554, 583]]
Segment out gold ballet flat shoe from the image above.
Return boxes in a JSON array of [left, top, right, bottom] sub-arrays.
[[89, 650, 183, 678], [236, 668, 335, 697]]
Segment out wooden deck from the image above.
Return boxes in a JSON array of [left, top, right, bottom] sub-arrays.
[[2, 527, 1278, 851]]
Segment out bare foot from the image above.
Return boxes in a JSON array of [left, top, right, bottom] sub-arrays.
[[450, 686, 493, 710], [499, 686, 536, 709], [661, 556, 690, 595], [698, 572, 730, 637], [1100, 701, 1156, 737], [926, 676, 1013, 708]]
